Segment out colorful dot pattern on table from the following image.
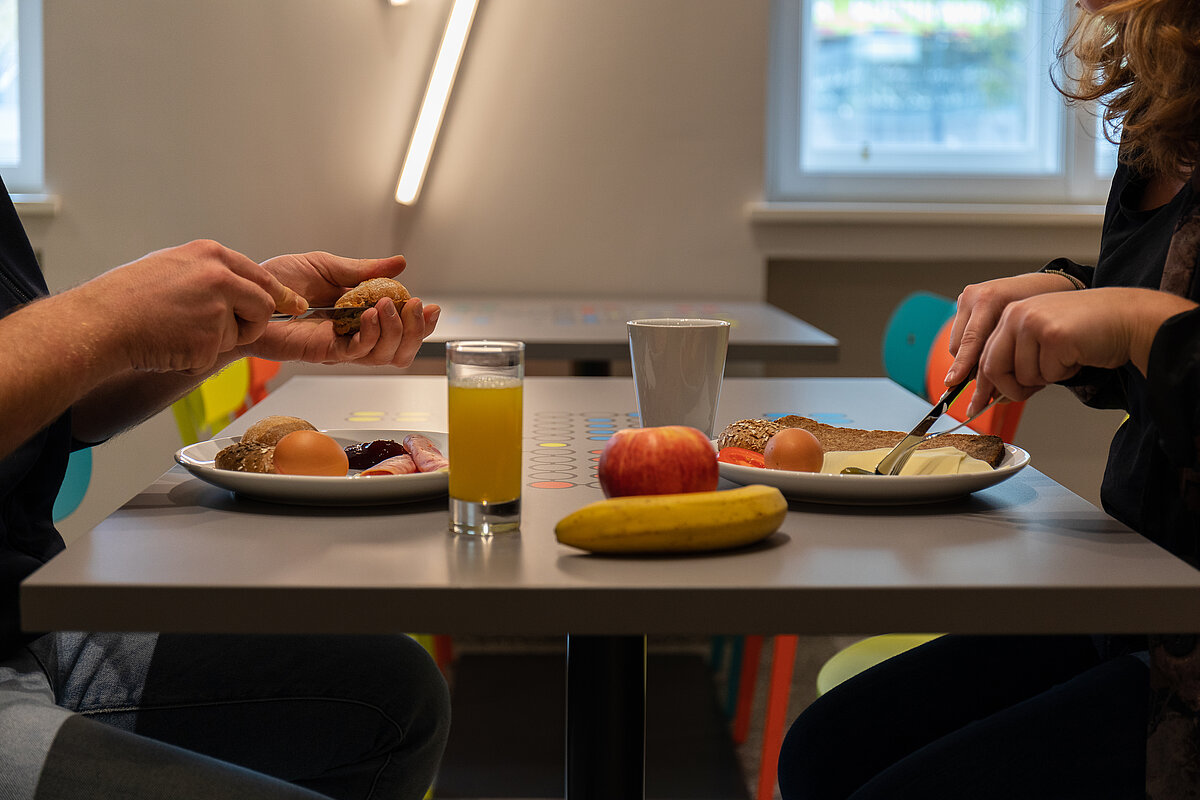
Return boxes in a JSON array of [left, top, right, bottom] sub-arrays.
[[339, 409, 856, 491]]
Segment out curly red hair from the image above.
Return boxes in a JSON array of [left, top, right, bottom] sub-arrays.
[[1055, 0, 1200, 178]]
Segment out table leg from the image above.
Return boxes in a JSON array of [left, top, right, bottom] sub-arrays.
[[565, 634, 646, 800]]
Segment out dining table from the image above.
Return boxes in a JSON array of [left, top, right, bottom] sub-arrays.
[[22, 375, 1200, 799], [413, 294, 838, 373]]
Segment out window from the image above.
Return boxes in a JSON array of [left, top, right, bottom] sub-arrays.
[[0, 0, 42, 193], [766, 0, 1114, 204]]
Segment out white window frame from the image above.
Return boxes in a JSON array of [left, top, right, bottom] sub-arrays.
[[0, 0, 43, 194], [766, 0, 1114, 205]]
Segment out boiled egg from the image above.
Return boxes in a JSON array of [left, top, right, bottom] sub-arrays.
[[273, 430, 350, 476], [763, 428, 824, 473]]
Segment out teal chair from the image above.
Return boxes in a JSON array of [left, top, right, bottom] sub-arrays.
[[881, 291, 956, 397], [53, 447, 92, 522]]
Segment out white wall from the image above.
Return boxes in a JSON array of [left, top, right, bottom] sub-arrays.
[[20, 0, 1116, 539]]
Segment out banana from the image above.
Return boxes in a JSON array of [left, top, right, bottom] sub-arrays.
[[554, 484, 787, 554]]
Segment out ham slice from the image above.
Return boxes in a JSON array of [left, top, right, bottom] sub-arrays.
[[403, 434, 449, 472], [359, 454, 417, 476]]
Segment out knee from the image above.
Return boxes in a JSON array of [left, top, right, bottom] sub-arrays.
[[378, 636, 451, 752], [776, 694, 850, 800]]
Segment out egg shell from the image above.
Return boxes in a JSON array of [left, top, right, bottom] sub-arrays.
[[764, 428, 824, 473], [273, 430, 350, 476]]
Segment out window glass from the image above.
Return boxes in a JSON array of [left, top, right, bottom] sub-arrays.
[[0, 0, 41, 193], [801, 0, 1057, 175], [767, 0, 1112, 203]]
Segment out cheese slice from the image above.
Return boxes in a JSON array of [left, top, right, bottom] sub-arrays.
[[821, 445, 993, 476]]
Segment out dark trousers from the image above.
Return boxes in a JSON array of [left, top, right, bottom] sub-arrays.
[[778, 634, 1148, 800]]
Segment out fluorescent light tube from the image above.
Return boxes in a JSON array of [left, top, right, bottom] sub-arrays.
[[395, 0, 479, 204]]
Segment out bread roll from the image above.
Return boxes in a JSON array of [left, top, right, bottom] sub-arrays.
[[215, 441, 276, 473], [333, 278, 411, 335], [241, 415, 317, 446]]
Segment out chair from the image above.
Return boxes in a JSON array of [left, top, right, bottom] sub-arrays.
[[245, 358, 282, 408], [746, 293, 1028, 800], [172, 359, 252, 445], [924, 317, 1025, 443], [881, 291, 957, 397], [53, 447, 93, 522]]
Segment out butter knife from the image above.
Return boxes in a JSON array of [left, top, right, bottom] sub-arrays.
[[842, 375, 974, 476], [269, 307, 367, 322]]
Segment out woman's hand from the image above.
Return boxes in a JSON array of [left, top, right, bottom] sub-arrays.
[[944, 272, 1082, 388], [247, 251, 441, 368], [969, 288, 1198, 415]]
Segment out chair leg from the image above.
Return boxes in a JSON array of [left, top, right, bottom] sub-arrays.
[[757, 635, 798, 800], [731, 635, 764, 744]]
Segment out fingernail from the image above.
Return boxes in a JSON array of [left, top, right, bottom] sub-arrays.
[[944, 367, 956, 385], [430, 308, 441, 324]]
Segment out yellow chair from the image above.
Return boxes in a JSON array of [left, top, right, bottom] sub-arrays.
[[172, 359, 252, 444], [815, 633, 944, 696]]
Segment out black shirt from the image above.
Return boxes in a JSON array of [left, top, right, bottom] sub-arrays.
[[1044, 161, 1200, 565], [0, 179, 69, 659]]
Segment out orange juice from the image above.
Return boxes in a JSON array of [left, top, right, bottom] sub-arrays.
[[448, 375, 523, 503]]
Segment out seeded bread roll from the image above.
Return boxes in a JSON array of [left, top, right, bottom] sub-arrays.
[[718, 415, 1006, 468], [214, 441, 276, 473], [333, 278, 411, 335], [241, 415, 317, 446], [717, 419, 786, 452]]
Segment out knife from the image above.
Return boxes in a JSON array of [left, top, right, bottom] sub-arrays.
[[841, 374, 975, 476], [269, 307, 368, 322]]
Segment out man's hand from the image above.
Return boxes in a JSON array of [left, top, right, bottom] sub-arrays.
[[247, 251, 441, 368], [75, 239, 306, 375]]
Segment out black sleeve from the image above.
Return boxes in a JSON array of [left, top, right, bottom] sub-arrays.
[[1147, 307, 1200, 468]]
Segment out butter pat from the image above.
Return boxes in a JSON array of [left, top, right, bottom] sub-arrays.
[[822, 446, 993, 476]]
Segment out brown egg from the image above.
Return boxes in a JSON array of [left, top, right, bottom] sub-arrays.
[[763, 428, 824, 473], [273, 430, 350, 476]]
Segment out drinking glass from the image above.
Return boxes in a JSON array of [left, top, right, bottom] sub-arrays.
[[446, 340, 525, 534]]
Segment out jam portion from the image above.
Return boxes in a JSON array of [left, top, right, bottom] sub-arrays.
[[345, 439, 408, 470]]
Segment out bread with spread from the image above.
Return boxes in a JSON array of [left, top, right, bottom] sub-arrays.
[[718, 415, 1005, 468]]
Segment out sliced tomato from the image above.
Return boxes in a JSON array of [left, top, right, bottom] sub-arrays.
[[717, 446, 765, 469]]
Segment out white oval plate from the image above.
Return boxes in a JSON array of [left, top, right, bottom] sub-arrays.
[[718, 444, 1031, 505], [174, 429, 448, 506]]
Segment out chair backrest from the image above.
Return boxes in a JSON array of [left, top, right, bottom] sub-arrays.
[[881, 292, 957, 397], [172, 359, 252, 445], [924, 317, 1025, 442], [53, 447, 92, 522], [246, 358, 281, 406]]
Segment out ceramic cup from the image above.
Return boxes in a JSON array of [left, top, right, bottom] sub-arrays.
[[627, 318, 730, 437]]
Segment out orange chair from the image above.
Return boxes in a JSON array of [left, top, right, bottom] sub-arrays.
[[749, 316, 1028, 800]]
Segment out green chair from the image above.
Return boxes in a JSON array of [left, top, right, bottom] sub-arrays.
[[881, 291, 956, 396], [53, 447, 93, 522], [815, 633, 944, 696]]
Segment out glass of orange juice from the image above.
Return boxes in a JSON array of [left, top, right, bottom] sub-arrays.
[[446, 340, 525, 535]]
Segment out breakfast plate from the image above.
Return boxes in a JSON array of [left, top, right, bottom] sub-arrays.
[[717, 443, 1031, 505], [175, 429, 449, 506]]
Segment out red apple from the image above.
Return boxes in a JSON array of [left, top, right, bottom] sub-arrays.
[[598, 425, 718, 498]]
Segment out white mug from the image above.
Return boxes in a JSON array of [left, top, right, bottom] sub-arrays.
[[627, 318, 730, 437]]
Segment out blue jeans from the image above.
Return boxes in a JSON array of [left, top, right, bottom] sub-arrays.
[[778, 634, 1149, 799], [2, 631, 450, 800]]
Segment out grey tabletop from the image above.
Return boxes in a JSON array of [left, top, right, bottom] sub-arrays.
[[414, 295, 838, 363], [22, 376, 1200, 636]]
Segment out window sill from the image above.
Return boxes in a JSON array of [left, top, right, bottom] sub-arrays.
[[747, 200, 1105, 227], [747, 200, 1106, 263], [12, 193, 60, 218]]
